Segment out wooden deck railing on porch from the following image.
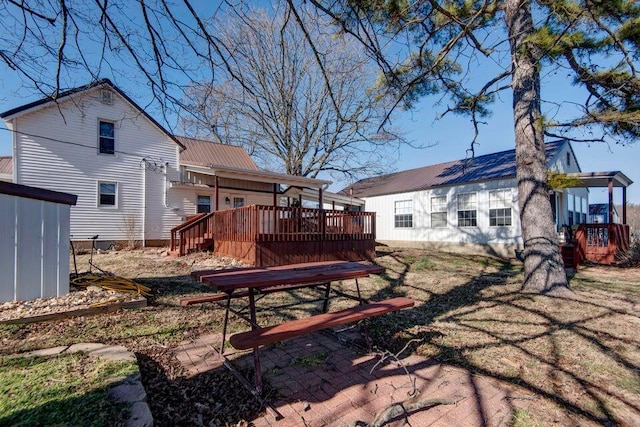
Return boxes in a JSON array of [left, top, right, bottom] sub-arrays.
[[212, 205, 376, 266], [574, 223, 630, 265], [212, 205, 375, 242], [170, 212, 215, 256]]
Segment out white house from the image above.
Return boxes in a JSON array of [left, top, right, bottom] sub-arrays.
[[340, 140, 590, 257], [1, 79, 338, 248]]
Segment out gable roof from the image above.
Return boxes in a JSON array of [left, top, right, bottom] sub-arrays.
[[341, 140, 567, 198], [0, 156, 11, 175], [0, 79, 185, 150], [176, 136, 259, 170]]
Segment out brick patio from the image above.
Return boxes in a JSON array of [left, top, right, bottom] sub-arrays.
[[175, 329, 532, 426]]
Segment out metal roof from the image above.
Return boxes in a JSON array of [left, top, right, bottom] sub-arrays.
[[341, 140, 567, 198], [0, 181, 77, 205], [0, 156, 11, 175], [183, 165, 331, 189], [177, 136, 259, 170], [565, 171, 633, 188]]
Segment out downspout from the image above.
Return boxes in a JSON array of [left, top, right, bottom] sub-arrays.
[[11, 120, 18, 183], [142, 162, 146, 247], [164, 162, 169, 208]]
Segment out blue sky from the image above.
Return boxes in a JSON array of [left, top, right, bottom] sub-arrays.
[[1, 1, 638, 205], [4, 72, 636, 204]]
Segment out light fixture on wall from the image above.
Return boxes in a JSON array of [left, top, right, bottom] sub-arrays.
[[225, 197, 231, 204]]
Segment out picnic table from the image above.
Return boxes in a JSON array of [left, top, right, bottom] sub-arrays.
[[189, 260, 414, 394]]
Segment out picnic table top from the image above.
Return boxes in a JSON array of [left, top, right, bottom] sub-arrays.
[[193, 260, 385, 293]]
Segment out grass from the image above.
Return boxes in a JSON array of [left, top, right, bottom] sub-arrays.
[[289, 351, 329, 368], [0, 352, 137, 426], [1, 248, 639, 426]]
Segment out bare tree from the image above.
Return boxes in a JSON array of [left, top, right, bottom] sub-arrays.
[[1, 1, 411, 183], [180, 4, 407, 181]]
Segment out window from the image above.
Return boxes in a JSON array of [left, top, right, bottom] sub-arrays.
[[233, 197, 245, 208], [98, 182, 117, 207], [489, 190, 512, 226], [566, 151, 571, 167], [197, 195, 211, 213], [99, 121, 115, 154], [430, 196, 447, 228], [394, 200, 413, 228], [457, 193, 477, 227]]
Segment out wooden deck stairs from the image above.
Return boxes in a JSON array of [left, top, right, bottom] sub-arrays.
[[169, 212, 215, 257]]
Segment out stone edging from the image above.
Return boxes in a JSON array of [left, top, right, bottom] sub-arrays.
[[15, 343, 152, 427]]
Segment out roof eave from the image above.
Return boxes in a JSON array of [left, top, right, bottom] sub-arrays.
[[184, 165, 332, 188], [0, 79, 186, 150]]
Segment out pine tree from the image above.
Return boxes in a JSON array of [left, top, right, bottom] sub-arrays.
[[303, 0, 640, 293]]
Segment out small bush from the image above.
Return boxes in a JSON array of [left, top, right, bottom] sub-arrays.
[[619, 232, 640, 267]]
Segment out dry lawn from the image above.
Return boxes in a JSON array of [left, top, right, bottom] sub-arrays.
[[1, 247, 639, 426]]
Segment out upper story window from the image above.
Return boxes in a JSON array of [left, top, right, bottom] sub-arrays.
[[197, 195, 211, 213], [430, 196, 447, 228], [99, 121, 115, 155], [457, 193, 477, 227], [566, 151, 571, 167], [394, 200, 413, 228], [489, 189, 512, 226], [98, 181, 117, 207]]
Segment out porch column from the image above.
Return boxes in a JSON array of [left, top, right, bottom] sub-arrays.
[[319, 188, 325, 238], [623, 186, 627, 224], [608, 178, 614, 224], [273, 184, 278, 207], [215, 176, 219, 211]]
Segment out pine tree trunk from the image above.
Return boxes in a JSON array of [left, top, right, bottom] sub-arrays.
[[505, 0, 569, 294]]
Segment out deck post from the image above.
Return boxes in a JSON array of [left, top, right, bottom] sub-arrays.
[[273, 184, 278, 207], [215, 176, 219, 211], [622, 186, 627, 224], [319, 188, 325, 238], [608, 178, 614, 224]]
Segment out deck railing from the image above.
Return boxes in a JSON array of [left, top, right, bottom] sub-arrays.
[[213, 205, 375, 243], [170, 212, 214, 255], [574, 223, 630, 264]]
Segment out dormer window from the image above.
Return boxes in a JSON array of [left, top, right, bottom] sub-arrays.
[[566, 151, 571, 167], [99, 121, 115, 155]]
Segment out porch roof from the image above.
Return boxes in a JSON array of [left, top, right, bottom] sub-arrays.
[[565, 171, 633, 188], [183, 165, 331, 189]]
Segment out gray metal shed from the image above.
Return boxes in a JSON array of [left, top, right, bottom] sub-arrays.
[[0, 182, 77, 302]]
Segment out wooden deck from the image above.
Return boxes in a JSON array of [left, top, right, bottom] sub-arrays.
[[171, 205, 377, 266], [574, 223, 630, 265]]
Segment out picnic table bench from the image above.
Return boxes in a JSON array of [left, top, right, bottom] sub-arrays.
[[190, 260, 414, 394]]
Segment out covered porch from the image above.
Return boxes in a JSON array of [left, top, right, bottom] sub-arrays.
[[555, 171, 633, 267], [169, 165, 374, 265]]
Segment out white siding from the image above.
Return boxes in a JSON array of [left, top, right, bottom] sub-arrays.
[[11, 89, 184, 243], [0, 193, 71, 302], [364, 178, 522, 247], [549, 143, 589, 226], [170, 187, 275, 220]]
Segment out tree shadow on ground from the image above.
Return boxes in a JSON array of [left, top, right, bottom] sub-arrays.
[[357, 248, 640, 426]]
